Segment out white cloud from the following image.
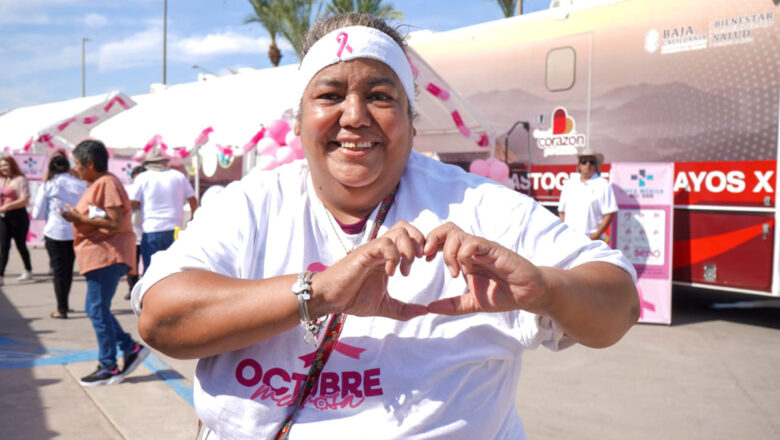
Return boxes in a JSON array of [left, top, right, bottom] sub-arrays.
[[97, 27, 161, 71], [84, 13, 108, 27], [0, 0, 86, 24], [174, 31, 271, 58], [97, 26, 288, 71]]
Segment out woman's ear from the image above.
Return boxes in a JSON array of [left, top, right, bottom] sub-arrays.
[[294, 119, 301, 136]]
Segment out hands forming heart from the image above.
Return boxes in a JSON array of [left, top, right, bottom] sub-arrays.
[[312, 221, 549, 321]]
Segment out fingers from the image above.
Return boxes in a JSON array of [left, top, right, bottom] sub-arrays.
[[382, 221, 425, 276], [376, 296, 428, 321], [426, 295, 476, 316]]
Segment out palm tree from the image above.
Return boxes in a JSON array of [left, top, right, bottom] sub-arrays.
[[244, 0, 284, 66], [325, 0, 403, 21], [496, 0, 518, 17], [275, 0, 321, 61]]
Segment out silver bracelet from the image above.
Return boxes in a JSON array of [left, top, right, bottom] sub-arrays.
[[291, 271, 322, 344]]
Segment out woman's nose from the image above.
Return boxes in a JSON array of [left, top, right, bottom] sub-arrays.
[[340, 93, 371, 128]]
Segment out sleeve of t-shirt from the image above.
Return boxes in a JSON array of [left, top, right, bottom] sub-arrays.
[[498, 194, 636, 351], [600, 182, 618, 215], [31, 180, 49, 219], [558, 183, 568, 213], [181, 174, 195, 199], [94, 176, 127, 209], [128, 177, 142, 202], [15, 176, 30, 198], [130, 177, 257, 313]]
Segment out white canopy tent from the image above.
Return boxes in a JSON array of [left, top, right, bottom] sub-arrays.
[[92, 47, 494, 160], [0, 91, 136, 154], [92, 66, 298, 153]]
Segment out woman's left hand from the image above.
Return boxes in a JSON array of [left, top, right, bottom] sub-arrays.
[[423, 222, 551, 315]]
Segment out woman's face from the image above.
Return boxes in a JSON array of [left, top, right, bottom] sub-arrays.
[[0, 160, 10, 176], [72, 156, 95, 182], [295, 58, 414, 210]]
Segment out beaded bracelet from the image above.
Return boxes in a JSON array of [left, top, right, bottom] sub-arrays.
[[291, 271, 323, 344]]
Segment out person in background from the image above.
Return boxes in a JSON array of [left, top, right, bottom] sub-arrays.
[[61, 140, 149, 386], [32, 151, 88, 319], [129, 148, 197, 274], [0, 155, 33, 284], [558, 147, 618, 241], [133, 13, 639, 438], [124, 165, 146, 300]]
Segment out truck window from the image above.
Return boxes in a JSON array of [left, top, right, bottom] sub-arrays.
[[546, 47, 576, 91]]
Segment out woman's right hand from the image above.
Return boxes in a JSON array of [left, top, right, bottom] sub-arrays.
[[311, 220, 428, 322]]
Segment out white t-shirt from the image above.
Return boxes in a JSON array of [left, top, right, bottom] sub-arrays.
[[124, 182, 143, 245], [129, 168, 195, 233], [31, 173, 87, 241], [558, 173, 618, 238], [133, 152, 635, 440]]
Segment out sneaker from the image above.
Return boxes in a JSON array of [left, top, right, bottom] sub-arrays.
[[80, 364, 123, 387], [18, 271, 32, 281], [121, 343, 150, 376], [124, 291, 131, 300]]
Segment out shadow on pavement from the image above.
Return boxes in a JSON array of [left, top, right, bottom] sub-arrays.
[[671, 286, 780, 329], [0, 288, 58, 439]]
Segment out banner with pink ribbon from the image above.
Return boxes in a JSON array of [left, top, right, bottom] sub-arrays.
[[610, 162, 675, 325]]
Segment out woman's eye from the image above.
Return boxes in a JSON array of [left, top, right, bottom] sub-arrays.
[[369, 92, 392, 102], [316, 92, 341, 101]]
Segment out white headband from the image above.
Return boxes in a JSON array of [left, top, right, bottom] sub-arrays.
[[296, 25, 415, 112]]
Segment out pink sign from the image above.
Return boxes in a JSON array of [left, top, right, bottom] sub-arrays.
[[108, 158, 140, 185], [14, 154, 47, 180], [610, 163, 674, 325]]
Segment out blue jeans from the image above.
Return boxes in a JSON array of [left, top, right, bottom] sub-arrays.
[[140, 230, 175, 274], [84, 263, 133, 368]]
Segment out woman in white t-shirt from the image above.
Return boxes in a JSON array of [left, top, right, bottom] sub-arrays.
[[134, 13, 640, 440], [32, 152, 87, 319]]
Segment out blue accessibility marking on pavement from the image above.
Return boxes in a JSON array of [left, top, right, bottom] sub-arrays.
[[0, 335, 193, 406], [142, 353, 194, 406]]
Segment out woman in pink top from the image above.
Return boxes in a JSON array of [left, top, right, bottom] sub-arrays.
[[0, 156, 33, 284]]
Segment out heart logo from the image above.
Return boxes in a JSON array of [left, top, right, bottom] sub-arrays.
[[552, 108, 575, 135]]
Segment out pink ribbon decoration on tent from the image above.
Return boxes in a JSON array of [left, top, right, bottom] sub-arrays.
[[241, 127, 267, 154], [22, 137, 33, 152], [409, 57, 489, 148], [36, 133, 55, 149], [215, 144, 233, 156], [104, 95, 131, 113], [194, 127, 214, 148]]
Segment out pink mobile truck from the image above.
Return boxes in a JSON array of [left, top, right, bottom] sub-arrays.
[[411, 0, 779, 296]]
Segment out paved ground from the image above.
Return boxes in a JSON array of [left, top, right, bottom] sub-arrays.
[[1, 247, 778, 439]]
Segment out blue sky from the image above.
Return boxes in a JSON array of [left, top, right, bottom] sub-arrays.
[[0, 0, 548, 111]]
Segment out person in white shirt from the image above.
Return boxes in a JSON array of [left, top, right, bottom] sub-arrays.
[[129, 148, 197, 274], [124, 165, 146, 300], [32, 151, 87, 319], [133, 13, 639, 439], [558, 147, 618, 241]]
